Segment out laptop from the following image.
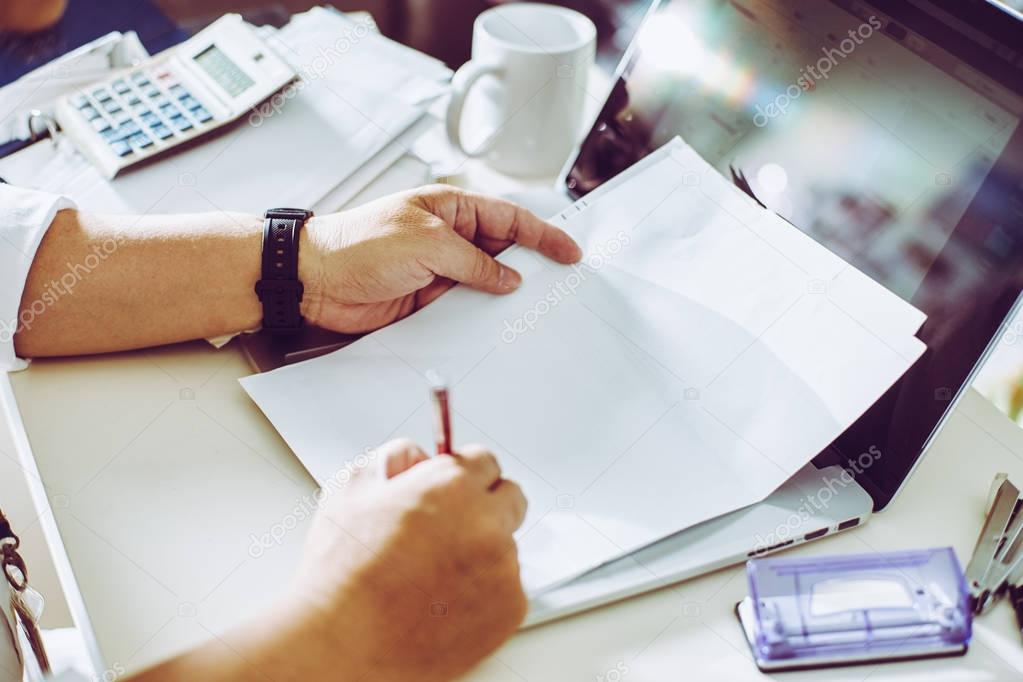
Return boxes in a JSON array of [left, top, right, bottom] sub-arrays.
[[521, 0, 1023, 625]]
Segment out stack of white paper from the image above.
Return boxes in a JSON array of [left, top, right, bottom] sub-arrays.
[[271, 7, 451, 107], [241, 138, 926, 594]]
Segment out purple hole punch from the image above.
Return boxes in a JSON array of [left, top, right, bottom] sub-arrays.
[[737, 548, 971, 672]]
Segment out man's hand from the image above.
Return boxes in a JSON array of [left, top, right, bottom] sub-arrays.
[[128, 439, 528, 682], [290, 439, 528, 682], [16, 185, 576, 357], [299, 185, 582, 333]]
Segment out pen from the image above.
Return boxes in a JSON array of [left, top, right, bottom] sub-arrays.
[[426, 370, 452, 455]]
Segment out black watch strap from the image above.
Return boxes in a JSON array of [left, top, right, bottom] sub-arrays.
[[255, 208, 313, 335]]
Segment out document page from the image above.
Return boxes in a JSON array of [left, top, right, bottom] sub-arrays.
[[241, 138, 926, 594]]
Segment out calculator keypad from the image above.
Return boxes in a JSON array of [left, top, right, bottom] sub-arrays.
[[71, 67, 217, 163]]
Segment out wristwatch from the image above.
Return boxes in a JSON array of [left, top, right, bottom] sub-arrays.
[[254, 207, 313, 335]]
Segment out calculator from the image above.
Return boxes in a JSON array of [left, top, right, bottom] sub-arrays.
[[54, 14, 299, 179]]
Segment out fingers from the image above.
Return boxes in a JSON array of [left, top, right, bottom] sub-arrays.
[[390, 440, 527, 534], [416, 186, 582, 265], [373, 439, 504, 487], [431, 230, 523, 294], [375, 438, 431, 479], [414, 276, 456, 308], [455, 443, 503, 488], [491, 479, 528, 533], [455, 445, 526, 532]]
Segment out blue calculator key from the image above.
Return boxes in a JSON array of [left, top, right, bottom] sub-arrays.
[[112, 111, 132, 126], [127, 94, 141, 105], [129, 133, 154, 148], [150, 94, 168, 108], [110, 140, 133, 157], [90, 117, 111, 132], [92, 88, 112, 101], [180, 96, 200, 110], [71, 94, 89, 108], [118, 121, 140, 138], [141, 112, 161, 126], [80, 105, 100, 120], [152, 125, 173, 140], [170, 84, 187, 98], [192, 107, 213, 123], [159, 102, 179, 117], [170, 116, 193, 132], [131, 72, 147, 83], [145, 86, 160, 97], [102, 127, 122, 141], [103, 100, 122, 114], [131, 102, 149, 115], [112, 80, 130, 93]]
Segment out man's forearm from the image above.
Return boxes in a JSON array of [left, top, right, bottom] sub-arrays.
[[14, 209, 269, 357], [125, 601, 312, 682], [124, 595, 377, 682]]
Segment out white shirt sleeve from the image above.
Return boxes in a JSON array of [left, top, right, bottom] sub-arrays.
[[0, 184, 75, 373]]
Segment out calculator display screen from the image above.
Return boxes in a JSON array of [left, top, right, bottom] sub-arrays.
[[193, 45, 254, 98]]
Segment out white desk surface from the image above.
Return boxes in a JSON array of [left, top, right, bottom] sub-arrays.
[[8, 159, 1023, 681]]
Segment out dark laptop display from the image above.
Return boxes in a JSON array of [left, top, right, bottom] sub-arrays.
[[566, 0, 1023, 509]]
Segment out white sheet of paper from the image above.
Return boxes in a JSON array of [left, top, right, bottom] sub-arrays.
[[241, 138, 926, 594], [267, 8, 451, 107]]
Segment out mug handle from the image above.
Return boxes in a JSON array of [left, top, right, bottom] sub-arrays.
[[446, 61, 504, 158]]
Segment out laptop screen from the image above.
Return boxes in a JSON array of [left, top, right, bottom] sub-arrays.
[[565, 0, 1023, 509]]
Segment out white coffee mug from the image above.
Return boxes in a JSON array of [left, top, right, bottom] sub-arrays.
[[446, 3, 596, 177]]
